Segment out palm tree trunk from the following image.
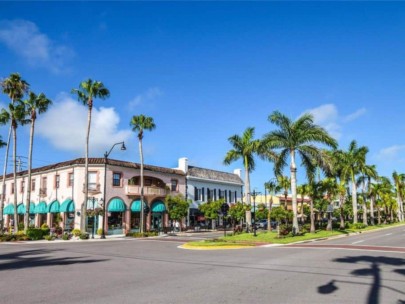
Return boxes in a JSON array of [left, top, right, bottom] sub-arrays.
[[370, 196, 375, 225], [351, 179, 358, 224], [300, 196, 304, 223], [377, 207, 381, 225], [397, 192, 403, 222], [362, 200, 368, 226], [244, 156, 251, 227], [139, 138, 144, 233], [310, 198, 315, 233], [326, 202, 333, 231], [290, 151, 299, 233], [83, 104, 92, 232], [24, 119, 35, 232], [12, 125, 18, 233], [0, 124, 12, 231], [339, 194, 345, 229]]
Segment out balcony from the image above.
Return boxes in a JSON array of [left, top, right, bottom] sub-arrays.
[[39, 188, 47, 197], [125, 185, 169, 196], [83, 183, 101, 194]]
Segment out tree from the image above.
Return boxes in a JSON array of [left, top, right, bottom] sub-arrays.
[[165, 194, 190, 231], [262, 111, 337, 233], [0, 103, 29, 233], [228, 201, 246, 227], [130, 114, 156, 233], [297, 184, 310, 224], [0, 73, 29, 230], [337, 140, 368, 224], [199, 199, 223, 229], [277, 175, 290, 210], [392, 171, 405, 222], [357, 164, 378, 226], [71, 79, 110, 231], [321, 178, 338, 231], [23, 92, 52, 232], [264, 180, 280, 231], [224, 127, 261, 226]]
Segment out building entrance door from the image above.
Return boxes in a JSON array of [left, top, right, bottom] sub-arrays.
[[151, 213, 162, 231]]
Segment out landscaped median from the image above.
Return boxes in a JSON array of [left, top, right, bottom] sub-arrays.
[[182, 222, 405, 250]]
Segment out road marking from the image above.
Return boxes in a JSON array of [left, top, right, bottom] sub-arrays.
[[351, 240, 364, 245], [385, 233, 392, 236]]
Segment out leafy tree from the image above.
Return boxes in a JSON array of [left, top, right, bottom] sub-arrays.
[[130, 114, 156, 233], [228, 201, 246, 227], [297, 184, 310, 222], [255, 203, 268, 220], [72, 79, 110, 231], [357, 164, 378, 226], [392, 171, 405, 222], [0, 73, 29, 230], [277, 175, 290, 210], [165, 194, 190, 231], [264, 180, 280, 231], [23, 92, 52, 232], [320, 177, 338, 231], [262, 111, 337, 232], [199, 199, 223, 229]]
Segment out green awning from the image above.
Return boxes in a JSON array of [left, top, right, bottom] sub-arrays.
[[108, 198, 126, 212], [3, 204, 14, 215], [17, 203, 35, 214], [60, 199, 75, 213], [131, 200, 147, 212], [151, 201, 166, 213], [35, 201, 48, 214], [48, 200, 60, 213]]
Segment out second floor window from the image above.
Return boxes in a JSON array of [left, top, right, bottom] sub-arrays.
[[113, 173, 122, 187], [88, 172, 97, 190], [31, 179, 36, 191], [68, 172, 74, 187], [171, 180, 178, 192], [11, 183, 14, 194], [55, 175, 60, 189], [42, 177, 47, 189], [21, 180, 25, 193]]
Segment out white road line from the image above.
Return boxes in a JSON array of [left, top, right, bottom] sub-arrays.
[[385, 233, 392, 236], [351, 240, 364, 245]]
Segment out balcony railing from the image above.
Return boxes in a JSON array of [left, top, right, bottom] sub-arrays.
[[125, 185, 168, 196], [39, 188, 47, 197], [83, 183, 101, 194]]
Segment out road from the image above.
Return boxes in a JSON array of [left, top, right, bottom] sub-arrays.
[[0, 225, 404, 304]]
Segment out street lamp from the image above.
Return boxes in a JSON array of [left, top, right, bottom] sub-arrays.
[[250, 189, 261, 237], [102, 141, 126, 239]]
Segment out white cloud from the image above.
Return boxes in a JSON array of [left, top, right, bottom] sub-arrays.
[[303, 104, 367, 140], [376, 145, 405, 161], [343, 107, 366, 123], [36, 93, 132, 155], [128, 87, 162, 109], [0, 19, 74, 73]]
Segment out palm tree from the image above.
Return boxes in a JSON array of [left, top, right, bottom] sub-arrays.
[[224, 127, 261, 227], [0, 73, 29, 230], [307, 181, 322, 233], [262, 111, 337, 232], [321, 177, 338, 231], [72, 79, 110, 231], [130, 114, 156, 233], [357, 164, 378, 226], [297, 184, 309, 222], [264, 180, 280, 231], [337, 140, 368, 224], [0, 103, 29, 233], [23, 92, 52, 232], [392, 171, 405, 222], [277, 175, 290, 210]]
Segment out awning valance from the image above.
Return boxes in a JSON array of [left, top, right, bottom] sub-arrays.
[[108, 198, 126, 212], [48, 200, 60, 213], [151, 201, 166, 213], [3, 204, 14, 215], [60, 199, 75, 213], [18, 203, 35, 215]]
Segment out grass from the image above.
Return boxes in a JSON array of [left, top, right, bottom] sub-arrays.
[[186, 222, 405, 247]]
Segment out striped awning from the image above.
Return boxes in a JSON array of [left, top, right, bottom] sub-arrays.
[[108, 198, 126, 212], [151, 201, 166, 213], [35, 201, 48, 214], [130, 200, 147, 212], [48, 200, 60, 213], [60, 199, 75, 213]]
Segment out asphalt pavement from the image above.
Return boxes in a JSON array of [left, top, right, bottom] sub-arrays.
[[0, 224, 404, 304]]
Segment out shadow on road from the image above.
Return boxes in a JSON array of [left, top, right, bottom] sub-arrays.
[[0, 249, 108, 271], [318, 255, 405, 304]]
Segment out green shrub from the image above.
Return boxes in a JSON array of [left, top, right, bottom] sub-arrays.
[[44, 235, 54, 241], [18, 223, 24, 231], [41, 223, 49, 229], [27, 228, 46, 240], [72, 229, 81, 237], [97, 228, 103, 236], [349, 223, 367, 230], [16, 230, 25, 236], [62, 234, 70, 241], [79, 233, 89, 240], [279, 224, 292, 236]]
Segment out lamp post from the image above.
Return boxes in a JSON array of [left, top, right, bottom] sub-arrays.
[[250, 189, 261, 237], [102, 141, 126, 239]]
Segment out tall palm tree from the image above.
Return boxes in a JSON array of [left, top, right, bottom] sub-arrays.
[[357, 164, 378, 226], [307, 181, 322, 233], [392, 171, 405, 222], [262, 111, 337, 232], [130, 114, 156, 233], [0, 103, 29, 233], [297, 184, 309, 222], [224, 127, 261, 227], [72, 79, 110, 231], [337, 140, 368, 224], [0, 73, 29, 230], [277, 175, 290, 210], [264, 180, 280, 231], [321, 177, 338, 231], [23, 92, 52, 232]]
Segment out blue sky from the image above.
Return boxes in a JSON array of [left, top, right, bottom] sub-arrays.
[[0, 2, 405, 192]]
